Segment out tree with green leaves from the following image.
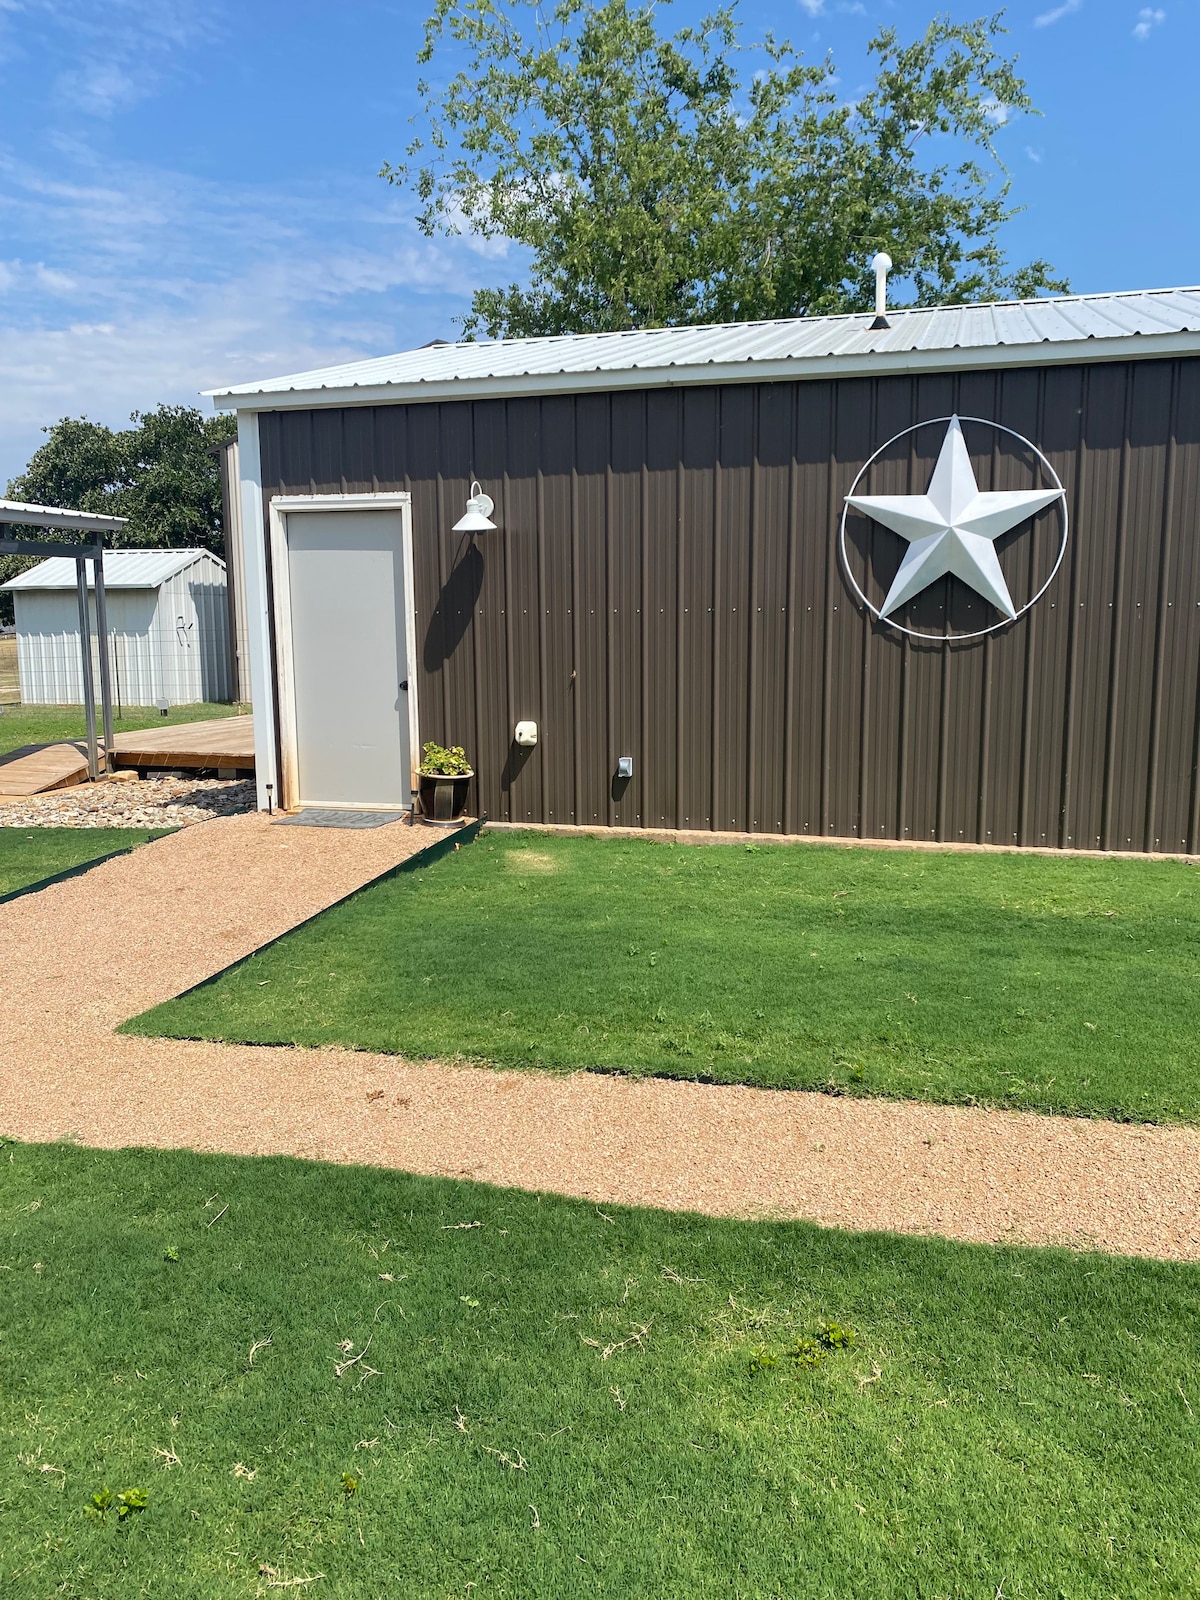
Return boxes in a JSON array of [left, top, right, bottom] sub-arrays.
[[1, 405, 235, 617], [385, 0, 1065, 338]]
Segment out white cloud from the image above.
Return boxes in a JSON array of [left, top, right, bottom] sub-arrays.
[[797, 0, 824, 15], [981, 99, 1010, 126], [1133, 6, 1165, 38], [0, 145, 490, 482], [1034, 0, 1082, 26], [1024, 145, 1044, 163], [0, 0, 221, 116], [32, 263, 75, 293]]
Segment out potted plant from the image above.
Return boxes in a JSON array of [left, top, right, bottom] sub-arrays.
[[417, 741, 473, 825]]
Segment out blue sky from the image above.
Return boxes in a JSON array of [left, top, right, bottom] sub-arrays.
[[0, 0, 1192, 485]]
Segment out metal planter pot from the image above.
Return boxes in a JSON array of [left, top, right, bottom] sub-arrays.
[[418, 769, 473, 826]]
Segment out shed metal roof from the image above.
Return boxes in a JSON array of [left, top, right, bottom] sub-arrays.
[[207, 286, 1200, 411], [1, 548, 223, 591], [0, 499, 128, 533]]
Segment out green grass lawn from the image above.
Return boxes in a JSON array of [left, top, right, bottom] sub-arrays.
[[0, 827, 170, 900], [1, 1141, 1196, 1599], [0, 702, 246, 760], [127, 831, 1200, 1124]]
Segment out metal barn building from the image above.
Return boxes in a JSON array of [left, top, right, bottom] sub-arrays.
[[209, 285, 1200, 854], [3, 548, 231, 707]]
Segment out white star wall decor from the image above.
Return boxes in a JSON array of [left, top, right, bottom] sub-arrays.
[[840, 415, 1068, 643]]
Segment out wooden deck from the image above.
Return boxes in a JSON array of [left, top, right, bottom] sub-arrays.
[[0, 741, 92, 797], [110, 714, 255, 773], [0, 715, 255, 798]]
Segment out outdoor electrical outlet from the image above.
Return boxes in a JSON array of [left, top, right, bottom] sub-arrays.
[[617, 756, 634, 778]]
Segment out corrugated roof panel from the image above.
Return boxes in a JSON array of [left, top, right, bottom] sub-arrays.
[[992, 300, 1042, 347], [1153, 288, 1200, 322], [206, 286, 1200, 405], [957, 304, 997, 348], [1, 548, 222, 591]]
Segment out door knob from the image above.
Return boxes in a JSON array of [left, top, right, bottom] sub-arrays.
[[399, 680, 409, 691]]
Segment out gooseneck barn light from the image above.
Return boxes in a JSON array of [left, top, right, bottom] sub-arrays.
[[452, 480, 497, 534]]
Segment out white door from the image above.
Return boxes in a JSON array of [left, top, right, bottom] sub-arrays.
[[285, 508, 412, 808]]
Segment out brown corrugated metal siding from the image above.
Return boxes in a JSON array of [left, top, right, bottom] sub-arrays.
[[257, 355, 1200, 853]]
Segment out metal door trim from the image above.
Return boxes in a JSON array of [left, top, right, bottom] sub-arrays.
[[268, 492, 418, 813]]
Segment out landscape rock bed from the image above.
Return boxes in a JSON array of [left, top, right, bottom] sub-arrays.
[[0, 775, 255, 829]]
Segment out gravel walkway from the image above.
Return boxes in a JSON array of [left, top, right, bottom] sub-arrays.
[[0, 774, 255, 828], [1, 814, 1197, 1261]]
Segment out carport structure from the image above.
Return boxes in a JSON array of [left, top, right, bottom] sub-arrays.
[[0, 500, 127, 780]]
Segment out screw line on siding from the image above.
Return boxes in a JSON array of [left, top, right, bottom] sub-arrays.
[[674, 448, 685, 831], [1058, 368, 1090, 848], [605, 451, 617, 828], [639, 446, 650, 828], [895, 409, 918, 841], [936, 630, 951, 844], [710, 442, 724, 835], [976, 390, 1007, 847], [502, 460, 516, 824], [1184, 384, 1200, 847], [1101, 367, 1136, 851], [858, 382, 880, 842], [746, 389, 761, 835], [1017, 372, 1047, 847], [570, 463, 582, 826], [782, 394, 800, 835], [468, 467, 485, 822], [433, 467, 452, 743], [977, 631, 994, 843], [1145, 362, 1180, 852], [536, 455, 550, 825], [820, 388, 837, 837]]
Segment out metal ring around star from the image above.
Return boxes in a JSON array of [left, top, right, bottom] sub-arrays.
[[839, 414, 1069, 643]]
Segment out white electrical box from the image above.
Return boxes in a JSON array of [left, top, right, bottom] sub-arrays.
[[617, 755, 634, 778], [515, 720, 538, 747]]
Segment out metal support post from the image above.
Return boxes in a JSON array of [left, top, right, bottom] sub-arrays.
[[74, 555, 99, 781], [91, 547, 115, 771]]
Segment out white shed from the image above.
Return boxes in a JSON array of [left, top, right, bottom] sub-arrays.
[[2, 548, 231, 707]]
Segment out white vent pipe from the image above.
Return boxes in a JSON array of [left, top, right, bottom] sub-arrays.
[[870, 252, 892, 330]]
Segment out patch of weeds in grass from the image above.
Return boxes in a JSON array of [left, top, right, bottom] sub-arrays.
[[749, 1324, 861, 1376], [84, 1486, 147, 1524], [787, 1337, 826, 1371]]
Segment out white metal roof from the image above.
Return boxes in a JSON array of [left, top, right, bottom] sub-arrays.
[[207, 286, 1200, 411], [1, 548, 223, 591], [0, 499, 128, 532]]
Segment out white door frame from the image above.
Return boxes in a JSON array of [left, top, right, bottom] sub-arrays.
[[268, 492, 419, 813]]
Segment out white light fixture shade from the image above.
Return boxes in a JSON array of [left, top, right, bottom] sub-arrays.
[[452, 479, 497, 533]]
